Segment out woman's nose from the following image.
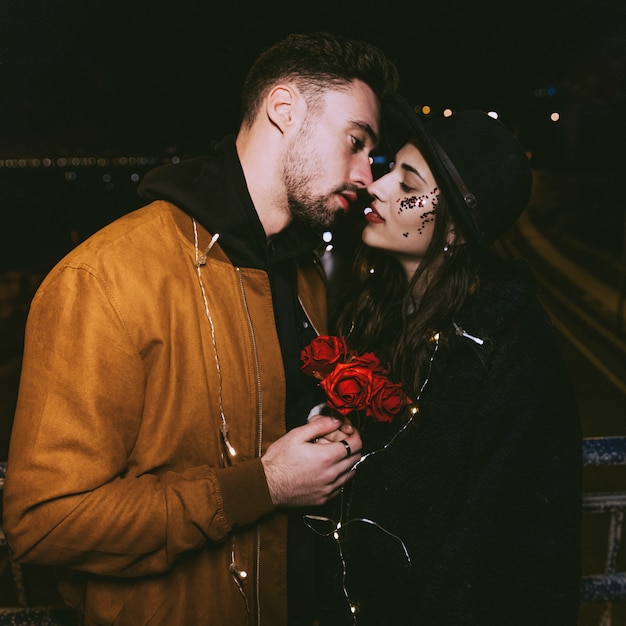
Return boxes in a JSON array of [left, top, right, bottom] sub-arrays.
[[366, 177, 382, 200]]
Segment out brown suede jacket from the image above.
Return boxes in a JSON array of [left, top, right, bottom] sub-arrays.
[[3, 200, 327, 625]]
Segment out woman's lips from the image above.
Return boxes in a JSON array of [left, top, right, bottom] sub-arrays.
[[364, 206, 385, 223]]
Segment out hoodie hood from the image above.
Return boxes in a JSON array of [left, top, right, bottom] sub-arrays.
[[137, 136, 322, 269]]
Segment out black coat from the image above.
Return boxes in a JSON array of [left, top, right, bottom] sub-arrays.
[[316, 260, 582, 626]]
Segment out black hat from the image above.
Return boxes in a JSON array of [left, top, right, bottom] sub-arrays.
[[382, 92, 532, 245]]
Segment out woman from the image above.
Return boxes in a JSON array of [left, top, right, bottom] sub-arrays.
[[311, 93, 582, 625]]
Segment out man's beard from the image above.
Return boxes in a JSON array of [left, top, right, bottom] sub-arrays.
[[286, 179, 339, 232], [283, 125, 345, 232]]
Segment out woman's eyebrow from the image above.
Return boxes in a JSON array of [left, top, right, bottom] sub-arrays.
[[400, 161, 427, 184]]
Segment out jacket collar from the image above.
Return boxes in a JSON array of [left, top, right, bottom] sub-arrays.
[[137, 136, 322, 270]]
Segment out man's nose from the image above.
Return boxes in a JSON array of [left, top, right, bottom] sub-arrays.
[[351, 155, 374, 188]]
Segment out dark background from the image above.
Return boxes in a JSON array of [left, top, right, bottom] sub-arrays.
[[1, 0, 623, 156], [1, 0, 624, 270], [1, 1, 625, 619]]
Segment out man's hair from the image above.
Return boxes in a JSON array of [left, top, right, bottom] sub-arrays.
[[240, 32, 399, 127]]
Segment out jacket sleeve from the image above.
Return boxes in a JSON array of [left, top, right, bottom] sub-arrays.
[[2, 262, 274, 578]]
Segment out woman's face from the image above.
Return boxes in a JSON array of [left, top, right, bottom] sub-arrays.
[[362, 142, 441, 275]]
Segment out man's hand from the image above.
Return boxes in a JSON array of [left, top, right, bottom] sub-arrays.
[[308, 412, 354, 443], [261, 416, 362, 507]]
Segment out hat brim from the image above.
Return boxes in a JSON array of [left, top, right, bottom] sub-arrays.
[[381, 92, 484, 244]]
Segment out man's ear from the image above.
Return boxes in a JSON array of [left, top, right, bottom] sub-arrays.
[[266, 84, 305, 133]]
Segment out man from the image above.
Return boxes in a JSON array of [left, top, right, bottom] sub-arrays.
[[3, 32, 398, 625]]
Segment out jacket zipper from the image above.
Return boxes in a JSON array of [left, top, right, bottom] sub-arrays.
[[236, 268, 263, 626]]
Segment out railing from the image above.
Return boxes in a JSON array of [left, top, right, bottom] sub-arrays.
[[582, 436, 626, 625]]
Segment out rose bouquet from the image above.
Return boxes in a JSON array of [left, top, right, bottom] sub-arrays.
[[301, 335, 412, 423]]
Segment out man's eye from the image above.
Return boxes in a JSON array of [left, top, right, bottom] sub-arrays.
[[351, 135, 365, 152]]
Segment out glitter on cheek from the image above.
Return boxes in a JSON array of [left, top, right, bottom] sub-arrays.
[[416, 209, 437, 235], [412, 189, 440, 234], [398, 195, 418, 214], [398, 194, 432, 214], [431, 188, 440, 209]]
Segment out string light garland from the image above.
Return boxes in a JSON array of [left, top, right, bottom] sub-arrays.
[[304, 332, 441, 624]]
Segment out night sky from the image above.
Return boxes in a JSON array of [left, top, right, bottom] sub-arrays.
[[2, 0, 623, 157]]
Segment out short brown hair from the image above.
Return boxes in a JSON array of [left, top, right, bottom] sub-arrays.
[[240, 32, 399, 127]]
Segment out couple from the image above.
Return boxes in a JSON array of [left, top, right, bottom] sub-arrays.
[[3, 31, 580, 626]]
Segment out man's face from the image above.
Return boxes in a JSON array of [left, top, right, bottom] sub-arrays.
[[282, 80, 380, 231]]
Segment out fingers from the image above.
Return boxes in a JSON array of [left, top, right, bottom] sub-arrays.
[[316, 428, 346, 444], [261, 417, 363, 508], [325, 455, 359, 499], [308, 410, 353, 434], [306, 413, 333, 444], [339, 428, 362, 461], [297, 415, 345, 441], [339, 421, 354, 435], [318, 428, 362, 463], [308, 415, 355, 443], [338, 439, 352, 457], [291, 416, 363, 462]]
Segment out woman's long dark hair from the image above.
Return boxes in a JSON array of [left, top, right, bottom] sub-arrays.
[[333, 195, 486, 399]]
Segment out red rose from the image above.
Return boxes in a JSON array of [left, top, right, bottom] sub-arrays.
[[350, 352, 388, 375], [301, 335, 411, 424], [301, 335, 349, 379], [320, 361, 374, 416], [367, 374, 413, 423]]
